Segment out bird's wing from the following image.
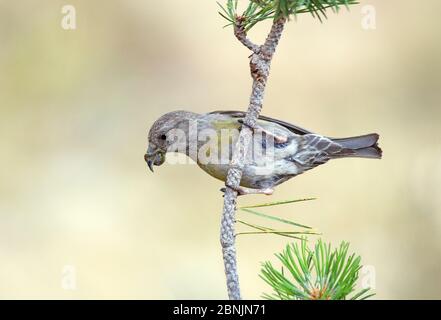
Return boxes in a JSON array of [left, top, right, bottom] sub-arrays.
[[208, 110, 313, 135]]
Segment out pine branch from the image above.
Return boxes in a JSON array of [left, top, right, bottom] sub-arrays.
[[218, 0, 359, 301], [234, 17, 260, 53], [220, 15, 287, 300]]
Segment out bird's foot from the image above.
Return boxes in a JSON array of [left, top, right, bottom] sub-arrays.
[[238, 119, 288, 144], [220, 184, 274, 196]]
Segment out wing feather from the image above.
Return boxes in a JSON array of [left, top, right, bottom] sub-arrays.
[[208, 110, 313, 136]]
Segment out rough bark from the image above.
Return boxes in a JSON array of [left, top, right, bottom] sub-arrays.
[[220, 17, 287, 300]]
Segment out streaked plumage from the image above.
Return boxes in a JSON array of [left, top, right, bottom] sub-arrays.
[[145, 110, 382, 191]]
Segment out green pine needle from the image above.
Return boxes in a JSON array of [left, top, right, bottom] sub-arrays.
[[218, 0, 359, 31], [236, 219, 319, 240], [237, 197, 318, 239], [260, 238, 375, 300], [240, 198, 316, 209], [240, 208, 312, 229]]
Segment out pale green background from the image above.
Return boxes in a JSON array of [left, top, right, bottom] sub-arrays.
[[0, 0, 440, 299]]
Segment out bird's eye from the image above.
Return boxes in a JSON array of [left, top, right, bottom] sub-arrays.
[[160, 134, 167, 140]]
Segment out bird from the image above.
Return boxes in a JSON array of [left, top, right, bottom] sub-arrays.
[[144, 110, 382, 195]]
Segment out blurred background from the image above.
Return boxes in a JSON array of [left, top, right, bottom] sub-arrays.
[[0, 0, 440, 299]]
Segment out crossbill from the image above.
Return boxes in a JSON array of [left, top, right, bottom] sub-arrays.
[[144, 110, 381, 195]]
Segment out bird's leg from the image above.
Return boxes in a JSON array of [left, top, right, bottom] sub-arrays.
[[220, 185, 274, 196], [238, 119, 288, 144]]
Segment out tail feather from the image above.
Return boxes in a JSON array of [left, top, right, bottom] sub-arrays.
[[331, 133, 382, 159]]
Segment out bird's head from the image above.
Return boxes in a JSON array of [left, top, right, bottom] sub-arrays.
[[144, 110, 197, 172]]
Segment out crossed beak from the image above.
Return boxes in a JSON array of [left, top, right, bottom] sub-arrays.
[[144, 146, 165, 173], [144, 154, 155, 172]]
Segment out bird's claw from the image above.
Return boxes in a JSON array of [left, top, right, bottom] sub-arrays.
[[221, 184, 274, 196]]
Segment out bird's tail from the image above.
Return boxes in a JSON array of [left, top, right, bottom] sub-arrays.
[[331, 133, 382, 159]]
